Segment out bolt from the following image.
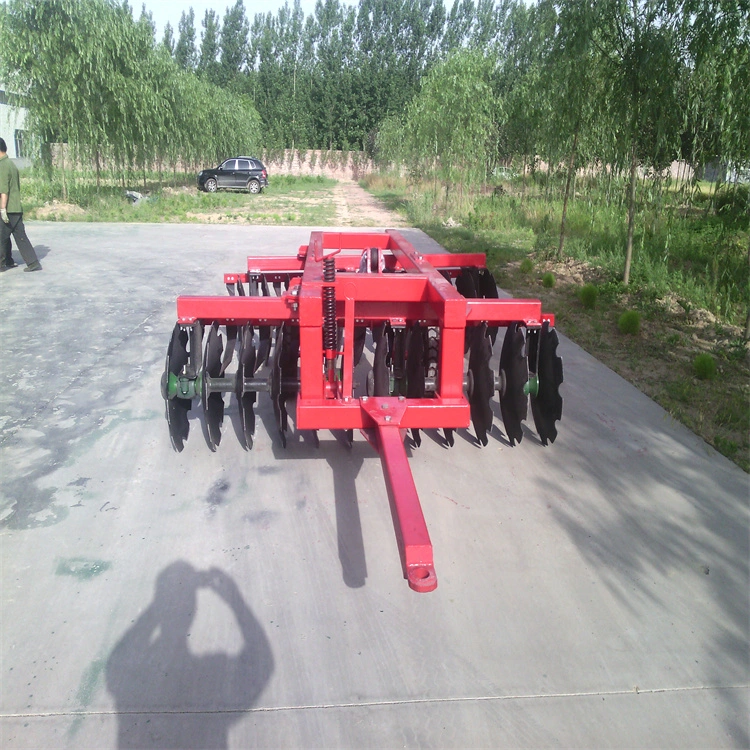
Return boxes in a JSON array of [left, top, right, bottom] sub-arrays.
[[361, 396, 368, 402], [384, 415, 391, 422]]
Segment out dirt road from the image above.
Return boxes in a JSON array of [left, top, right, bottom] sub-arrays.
[[332, 181, 406, 226]]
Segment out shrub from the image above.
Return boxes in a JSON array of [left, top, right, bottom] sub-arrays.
[[520, 258, 534, 274], [542, 272, 555, 288], [618, 310, 641, 335], [579, 283, 598, 309], [693, 353, 717, 380]]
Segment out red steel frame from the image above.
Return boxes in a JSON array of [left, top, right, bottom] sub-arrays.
[[176, 231, 554, 592]]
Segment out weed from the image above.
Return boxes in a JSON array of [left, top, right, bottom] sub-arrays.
[[715, 401, 749, 431], [693, 353, 717, 380], [519, 258, 534, 274], [542, 272, 556, 288], [713, 435, 739, 459], [665, 379, 694, 403], [618, 310, 641, 335], [579, 283, 598, 309]]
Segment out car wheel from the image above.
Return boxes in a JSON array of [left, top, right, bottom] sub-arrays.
[[205, 178, 218, 193], [247, 179, 261, 194]]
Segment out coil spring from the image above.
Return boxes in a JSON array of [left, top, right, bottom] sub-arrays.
[[323, 257, 336, 352]]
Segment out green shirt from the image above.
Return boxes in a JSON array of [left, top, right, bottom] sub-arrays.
[[0, 153, 23, 213]]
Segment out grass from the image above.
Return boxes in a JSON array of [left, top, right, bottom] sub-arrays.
[[362, 170, 750, 472], [21, 168, 337, 226]]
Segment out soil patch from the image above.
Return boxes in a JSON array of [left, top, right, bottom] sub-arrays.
[[34, 201, 87, 219]]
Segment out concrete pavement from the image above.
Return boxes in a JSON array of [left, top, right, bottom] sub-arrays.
[[1, 223, 748, 748]]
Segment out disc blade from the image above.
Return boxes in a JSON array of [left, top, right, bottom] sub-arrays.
[[166, 324, 189, 375], [236, 324, 256, 450], [373, 323, 389, 396], [202, 323, 224, 451], [530, 322, 564, 445], [220, 325, 238, 376], [456, 268, 478, 299], [406, 322, 425, 398], [468, 323, 494, 446], [256, 326, 271, 372], [353, 326, 367, 367], [279, 324, 300, 440], [406, 322, 426, 449], [204, 323, 223, 378], [270, 325, 284, 446], [166, 397, 191, 452], [498, 323, 528, 446], [478, 268, 500, 346], [457, 269, 479, 353], [163, 324, 192, 451]]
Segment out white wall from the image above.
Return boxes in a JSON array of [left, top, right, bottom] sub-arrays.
[[0, 87, 29, 164]]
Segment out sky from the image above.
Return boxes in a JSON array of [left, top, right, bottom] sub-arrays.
[[141, 0, 320, 38]]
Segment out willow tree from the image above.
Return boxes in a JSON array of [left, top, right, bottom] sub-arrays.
[[592, 0, 684, 284], [0, 0, 263, 180], [402, 50, 498, 202], [549, 0, 603, 257]]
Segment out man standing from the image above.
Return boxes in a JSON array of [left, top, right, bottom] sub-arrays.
[[0, 137, 42, 272]]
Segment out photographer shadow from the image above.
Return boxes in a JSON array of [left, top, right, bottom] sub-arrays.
[[106, 561, 273, 750]]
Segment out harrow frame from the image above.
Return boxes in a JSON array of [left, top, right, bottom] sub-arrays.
[[169, 230, 559, 592]]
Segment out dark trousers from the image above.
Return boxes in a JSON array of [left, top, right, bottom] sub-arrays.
[[1, 213, 39, 267]]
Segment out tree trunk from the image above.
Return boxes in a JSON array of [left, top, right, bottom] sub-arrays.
[[745, 234, 750, 341], [624, 145, 638, 286], [557, 129, 579, 259], [61, 145, 67, 203]]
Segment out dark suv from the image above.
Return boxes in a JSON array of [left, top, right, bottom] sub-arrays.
[[197, 157, 268, 193]]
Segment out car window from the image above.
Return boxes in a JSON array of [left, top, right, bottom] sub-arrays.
[[237, 160, 251, 170], [221, 159, 237, 170]]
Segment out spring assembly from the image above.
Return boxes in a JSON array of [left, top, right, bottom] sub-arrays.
[[323, 257, 336, 353], [322, 256, 337, 385]]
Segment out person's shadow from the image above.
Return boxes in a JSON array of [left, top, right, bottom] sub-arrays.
[[106, 561, 273, 749]]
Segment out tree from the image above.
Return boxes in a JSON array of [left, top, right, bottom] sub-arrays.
[[592, 0, 684, 284], [162, 22, 175, 55], [137, 2, 155, 41], [401, 50, 497, 196], [198, 9, 221, 85], [549, 0, 602, 257], [219, 0, 249, 88], [175, 8, 197, 70], [0, 0, 262, 181]]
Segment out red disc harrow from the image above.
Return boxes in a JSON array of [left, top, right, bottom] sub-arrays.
[[161, 231, 563, 592]]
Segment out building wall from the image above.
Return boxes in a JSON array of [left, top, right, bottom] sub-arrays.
[[0, 88, 30, 165]]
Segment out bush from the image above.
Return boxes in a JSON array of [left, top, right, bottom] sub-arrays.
[[542, 272, 555, 288], [579, 283, 598, 309], [520, 258, 534, 274], [693, 353, 717, 380], [618, 310, 641, 335]]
